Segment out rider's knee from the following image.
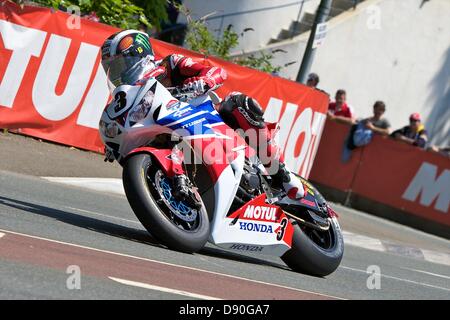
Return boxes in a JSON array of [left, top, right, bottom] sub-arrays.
[[218, 92, 266, 130]]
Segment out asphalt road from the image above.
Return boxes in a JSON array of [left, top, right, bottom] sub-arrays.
[[0, 132, 449, 300], [1, 170, 450, 300]]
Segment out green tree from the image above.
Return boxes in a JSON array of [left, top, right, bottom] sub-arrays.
[[176, 3, 282, 74], [132, 0, 168, 31], [10, 0, 168, 30]]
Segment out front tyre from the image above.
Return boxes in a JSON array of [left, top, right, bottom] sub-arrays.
[[122, 153, 209, 253], [281, 217, 344, 277]]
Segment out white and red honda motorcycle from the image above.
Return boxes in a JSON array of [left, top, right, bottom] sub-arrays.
[[99, 78, 344, 276]]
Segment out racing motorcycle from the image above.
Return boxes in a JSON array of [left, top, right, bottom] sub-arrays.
[[99, 78, 344, 277]]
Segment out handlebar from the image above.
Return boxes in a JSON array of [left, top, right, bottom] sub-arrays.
[[166, 86, 197, 101], [166, 87, 223, 105]]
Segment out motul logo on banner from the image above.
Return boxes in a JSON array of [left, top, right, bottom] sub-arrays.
[[402, 162, 450, 213], [0, 20, 110, 129], [264, 97, 326, 177]]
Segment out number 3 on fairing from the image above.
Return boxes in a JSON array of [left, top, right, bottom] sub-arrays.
[[277, 218, 288, 241], [114, 91, 127, 113]]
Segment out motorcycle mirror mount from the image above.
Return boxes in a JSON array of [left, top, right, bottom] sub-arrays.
[[208, 91, 222, 105]]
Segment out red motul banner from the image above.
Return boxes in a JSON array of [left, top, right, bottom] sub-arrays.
[[0, 1, 329, 178], [310, 121, 450, 227]]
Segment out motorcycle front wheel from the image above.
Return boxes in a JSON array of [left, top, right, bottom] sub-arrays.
[[122, 153, 210, 253], [281, 217, 344, 277]]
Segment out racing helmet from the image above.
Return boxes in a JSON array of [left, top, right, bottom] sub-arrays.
[[101, 30, 155, 88]]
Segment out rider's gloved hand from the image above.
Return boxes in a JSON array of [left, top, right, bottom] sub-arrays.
[[183, 76, 211, 96]]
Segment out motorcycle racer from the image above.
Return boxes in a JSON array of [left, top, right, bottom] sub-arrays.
[[100, 30, 305, 201]]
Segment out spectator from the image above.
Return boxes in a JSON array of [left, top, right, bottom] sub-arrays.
[[306, 72, 330, 96], [358, 101, 391, 137], [342, 101, 390, 162], [391, 113, 428, 148], [306, 73, 320, 88], [328, 89, 356, 125]]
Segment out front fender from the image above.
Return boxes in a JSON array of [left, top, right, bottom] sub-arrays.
[[121, 147, 184, 177]]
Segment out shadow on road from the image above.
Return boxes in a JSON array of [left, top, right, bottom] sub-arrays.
[[0, 195, 289, 271], [0, 195, 161, 247]]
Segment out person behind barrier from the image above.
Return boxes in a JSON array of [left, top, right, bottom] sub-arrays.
[[327, 89, 356, 126], [391, 113, 428, 148]]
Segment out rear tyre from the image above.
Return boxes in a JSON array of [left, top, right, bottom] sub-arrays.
[[122, 153, 209, 253], [281, 217, 344, 277]]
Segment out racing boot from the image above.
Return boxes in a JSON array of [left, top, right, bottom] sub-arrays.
[[267, 159, 305, 200]]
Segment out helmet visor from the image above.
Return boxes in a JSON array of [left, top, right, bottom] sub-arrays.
[[102, 55, 145, 88]]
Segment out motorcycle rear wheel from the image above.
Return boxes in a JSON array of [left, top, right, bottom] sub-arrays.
[[281, 217, 344, 277], [122, 153, 210, 253]]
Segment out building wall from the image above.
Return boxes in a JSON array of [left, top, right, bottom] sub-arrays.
[[178, 0, 320, 53]]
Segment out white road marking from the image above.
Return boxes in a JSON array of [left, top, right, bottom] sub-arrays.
[[42, 177, 125, 196], [64, 206, 140, 225], [0, 228, 343, 300], [341, 266, 450, 292], [0, 232, 5, 239], [109, 277, 221, 300], [342, 231, 386, 252], [422, 249, 450, 267], [402, 268, 450, 280]]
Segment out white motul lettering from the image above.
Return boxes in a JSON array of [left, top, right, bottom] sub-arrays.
[[284, 108, 313, 173], [0, 21, 46, 108], [402, 163, 450, 213], [263, 98, 283, 123], [263, 98, 297, 149], [77, 65, 111, 128], [244, 206, 254, 219], [253, 206, 261, 219], [243, 206, 277, 221], [32, 35, 99, 121], [301, 112, 327, 177], [260, 207, 268, 220], [266, 208, 274, 221], [264, 98, 327, 177]]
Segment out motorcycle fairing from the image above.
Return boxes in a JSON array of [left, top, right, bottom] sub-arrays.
[[155, 100, 226, 139], [103, 78, 293, 256], [211, 193, 295, 256], [124, 146, 185, 177]]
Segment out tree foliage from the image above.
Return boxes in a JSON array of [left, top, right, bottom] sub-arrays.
[[11, 0, 168, 30], [176, 3, 282, 74]]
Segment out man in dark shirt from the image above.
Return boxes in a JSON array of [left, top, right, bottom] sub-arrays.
[[391, 113, 428, 148]]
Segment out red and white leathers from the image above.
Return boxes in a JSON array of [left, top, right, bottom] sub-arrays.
[[140, 55, 304, 200], [141, 54, 227, 96], [218, 92, 306, 200]]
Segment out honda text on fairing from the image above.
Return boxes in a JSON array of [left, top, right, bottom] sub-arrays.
[[99, 32, 343, 277]]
